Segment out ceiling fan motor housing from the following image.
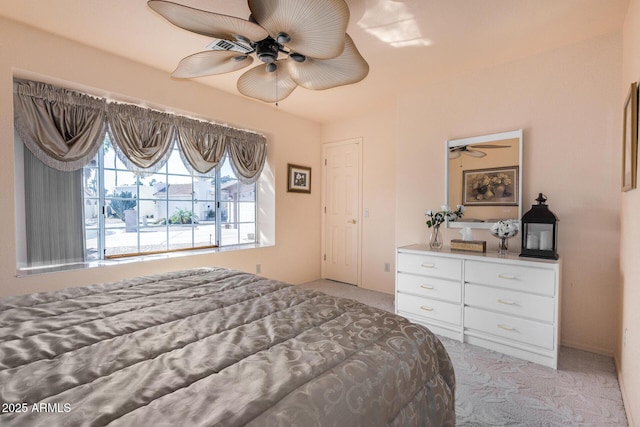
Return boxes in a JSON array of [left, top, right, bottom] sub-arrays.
[[256, 37, 279, 64]]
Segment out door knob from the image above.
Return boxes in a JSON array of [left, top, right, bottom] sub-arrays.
[[348, 219, 357, 224]]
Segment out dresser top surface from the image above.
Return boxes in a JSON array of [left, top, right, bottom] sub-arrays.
[[399, 244, 560, 268]]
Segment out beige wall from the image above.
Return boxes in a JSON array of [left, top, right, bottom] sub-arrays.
[[325, 33, 622, 356], [397, 33, 622, 356], [0, 18, 322, 297], [620, 0, 640, 424]]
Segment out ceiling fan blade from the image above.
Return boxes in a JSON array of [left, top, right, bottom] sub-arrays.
[[237, 61, 298, 103], [287, 34, 368, 90], [172, 50, 253, 78], [148, 0, 268, 42], [473, 144, 508, 149], [248, 0, 349, 59], [449, 151, 461, 159], [465, 150, 487, 158]]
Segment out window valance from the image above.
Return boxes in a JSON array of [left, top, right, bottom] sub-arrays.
[[13, 80, 107, 172], [175, 116, 228, 178], [107, 102, 176, 176], [13, 79, 267, 183], [226, 132, 268, 184]]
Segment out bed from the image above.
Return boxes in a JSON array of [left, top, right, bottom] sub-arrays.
[[0, 267, 455, 426]]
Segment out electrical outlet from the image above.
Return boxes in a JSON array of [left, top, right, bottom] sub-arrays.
[[256, 264, 261, 274], [384, 263, 390, 272]]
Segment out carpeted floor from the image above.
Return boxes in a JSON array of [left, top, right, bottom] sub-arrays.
[[298, 279, 629, 426]]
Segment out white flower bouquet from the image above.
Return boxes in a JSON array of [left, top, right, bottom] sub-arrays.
[[425, 205, 465, 228], [490, 219, 519, 238]]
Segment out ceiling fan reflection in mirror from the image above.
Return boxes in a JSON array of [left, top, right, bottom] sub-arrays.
[[147, 0, 369, 103], [448, 144, 509, 159]]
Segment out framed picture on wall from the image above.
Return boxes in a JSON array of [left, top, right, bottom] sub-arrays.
[[287, 164, 311, 193], [462, 166, 519, 206], [622, 81, 638, 192]]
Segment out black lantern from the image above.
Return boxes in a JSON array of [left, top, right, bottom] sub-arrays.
[[520, 193, 559, 260]]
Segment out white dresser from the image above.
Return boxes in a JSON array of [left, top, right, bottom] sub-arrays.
[[396, 244, 561, 368]]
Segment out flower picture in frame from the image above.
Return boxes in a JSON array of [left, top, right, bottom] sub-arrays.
[[287, 164, 311, 193], [462, 166, 519, 206], [622, 81, 638, 192]]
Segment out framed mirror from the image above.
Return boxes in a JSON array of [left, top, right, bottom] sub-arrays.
[[445, 129, 523, 229]]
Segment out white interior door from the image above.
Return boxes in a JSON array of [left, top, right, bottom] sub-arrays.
[[322, 139, 361, 285]]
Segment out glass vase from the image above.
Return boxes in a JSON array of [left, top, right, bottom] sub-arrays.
[[429, 226, 443, 250], [498, 237, 509, 256]]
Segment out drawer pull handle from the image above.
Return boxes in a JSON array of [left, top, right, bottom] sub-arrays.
[[420, 285, 434, 290], [420, 305, 434, 312], [497, 299, 516, 305], [498, 274, 517, 280], [421, 263, 436, 268], [497, 324, 516, 331]]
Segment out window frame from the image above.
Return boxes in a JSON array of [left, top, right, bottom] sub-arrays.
[[12, 78, 272, 276], [84, 138, 258, 261]]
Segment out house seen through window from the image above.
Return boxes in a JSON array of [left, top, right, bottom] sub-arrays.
[[83, 136, 257, 260]]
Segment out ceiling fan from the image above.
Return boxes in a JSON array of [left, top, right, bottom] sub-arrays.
[[448, 144, 508, 159], [147, 0, 369, 103]]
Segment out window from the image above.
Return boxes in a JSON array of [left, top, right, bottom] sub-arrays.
[[13, 79, 268, 273], [83, 136, 256, 261]]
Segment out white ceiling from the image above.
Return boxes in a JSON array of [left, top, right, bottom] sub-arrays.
[[0, 0, 630, 124]]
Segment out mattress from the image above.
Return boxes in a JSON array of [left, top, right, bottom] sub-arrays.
[[0, 268, 455, 426]]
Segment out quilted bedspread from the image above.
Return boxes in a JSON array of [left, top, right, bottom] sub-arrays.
[[0, 268, 455, 426]]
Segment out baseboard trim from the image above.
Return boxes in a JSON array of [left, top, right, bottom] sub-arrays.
[[614, 355, 635, 427], [561, 339, 613, 357]]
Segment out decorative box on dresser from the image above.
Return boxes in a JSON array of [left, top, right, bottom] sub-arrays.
[[396, 244, 561, 369]]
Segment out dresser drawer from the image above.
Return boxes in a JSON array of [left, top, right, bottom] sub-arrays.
[[397, 252, 462, 281], [465, 283, 554, 323], [397, 293, 461, 325], [397, 272, 462, 303], [465, 306, 554, 350], [465, 260, 556, 296]]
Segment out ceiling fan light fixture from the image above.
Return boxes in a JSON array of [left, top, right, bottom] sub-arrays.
[[276, 32, 291, 44], [289, 52, 306, 63], [266, 63, 277, 72]]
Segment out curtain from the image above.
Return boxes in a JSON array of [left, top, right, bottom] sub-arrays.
[[226, 131, 267, 184], [14, 79, 267, 180], [24, 145, 85, 266], [13, 79, 107, 171], [107, 103, 175, 176], [175, 117, 227, 178]]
